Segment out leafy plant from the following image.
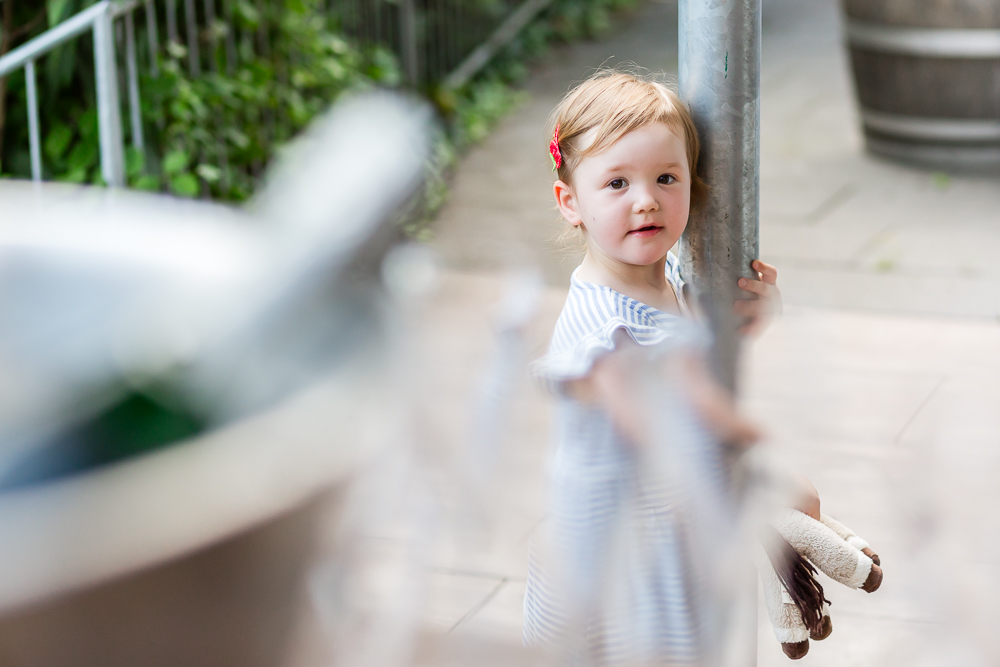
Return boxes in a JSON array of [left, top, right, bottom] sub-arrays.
[[1, 0, 639, 207], [137, 0, 401, 200]]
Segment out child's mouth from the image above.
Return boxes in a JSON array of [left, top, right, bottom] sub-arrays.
[[628, 225, 662, 237]]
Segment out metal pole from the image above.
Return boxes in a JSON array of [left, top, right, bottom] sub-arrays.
[[125, 11, 145, 151], [25, 60, 42, 181], [678, 0, 761, 394], [678, 2, 761, 666], [93, 7, 126, 186]]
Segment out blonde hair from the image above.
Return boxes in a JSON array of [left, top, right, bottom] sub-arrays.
[[549, 70, 705, 205]]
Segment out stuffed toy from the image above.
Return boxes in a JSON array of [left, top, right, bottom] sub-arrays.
[[756, 510, 883, 659]]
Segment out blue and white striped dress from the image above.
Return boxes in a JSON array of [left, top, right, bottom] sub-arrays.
[[524, 252, 722, 666]]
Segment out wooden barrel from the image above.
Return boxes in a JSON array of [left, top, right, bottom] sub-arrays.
[[842, 0, 1000, 170]]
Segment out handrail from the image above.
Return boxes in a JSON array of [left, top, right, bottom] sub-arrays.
[[0, 0, 141, 186], [441, 0, 551, 91], [0, 1, 136, 78]]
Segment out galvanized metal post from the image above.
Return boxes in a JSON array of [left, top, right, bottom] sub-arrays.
[[678, 2, 761, 666], [24, 60, 42, 181], [93, 6, 126, 186], [678, 0, 761, 394], [125, 11, 145, 151]]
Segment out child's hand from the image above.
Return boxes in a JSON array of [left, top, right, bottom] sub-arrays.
[[735, 259, 781, 336], [572, 342, 761, 450]]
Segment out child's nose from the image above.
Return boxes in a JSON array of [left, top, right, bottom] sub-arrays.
[[632, 188, 659, 213]]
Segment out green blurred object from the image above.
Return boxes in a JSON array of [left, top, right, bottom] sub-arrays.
[[78, 392, 206, 468], [0, 390, 206, 490]]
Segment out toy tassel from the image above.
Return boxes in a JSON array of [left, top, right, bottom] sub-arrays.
[[762, 526, 830, 637]]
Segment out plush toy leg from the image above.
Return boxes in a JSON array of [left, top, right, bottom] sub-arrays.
[[821, 513, 880, 565], [755, 542, 810, 658], [811, 610, 833, 641], [775, 509, 874, 590]]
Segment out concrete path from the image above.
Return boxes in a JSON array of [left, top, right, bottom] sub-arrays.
[[297, 1, 1000, 665], [434, 0, 1000, 320]]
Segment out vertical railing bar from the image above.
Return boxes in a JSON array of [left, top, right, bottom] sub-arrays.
[[166, 0, 179, 44], [357, 0, 365, 46], [449, 0, 457, 80], [438, 0, 445, 80], [255, 0, 269, 57], [115, 18, 128, 119], [94, 6, 126, 186], [238, 3, 250, 63], [184, 0, 200, 75], [204, 0, 219, 71], [443, 0, 449, 76], [145, 0, 160, 76], [125, 11, 144, 152], [222, 0, 236, 74], [25, 60, 42, 182], [400, 0, 417, 86], [427, 0, 434, 82], [355, 0, 372, 45]]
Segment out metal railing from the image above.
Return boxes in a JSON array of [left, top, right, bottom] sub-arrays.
[[0, 0, 551, 188], [332, 0, 552, 89], [0, 0, 154, 186]]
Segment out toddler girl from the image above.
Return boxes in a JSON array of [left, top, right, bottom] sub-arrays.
[[521, 71, 827, 664]]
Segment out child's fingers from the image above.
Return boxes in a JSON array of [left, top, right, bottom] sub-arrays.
[[739, 317, 765, 337], [752, 260, 778, 285], [733, 298, 764, 316], [734, 299, 772, 323], [737, 277, 770, 297], [735, 299, 773, 337]]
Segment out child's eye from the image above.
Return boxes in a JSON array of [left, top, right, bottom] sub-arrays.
[[609, 178, 627, 190], [658, 173, 677, 185]]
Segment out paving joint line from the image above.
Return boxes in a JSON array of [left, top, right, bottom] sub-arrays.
[[448, 577, 509, 633], [893, 376, 947, 446]]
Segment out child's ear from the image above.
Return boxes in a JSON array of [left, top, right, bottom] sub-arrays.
[[553, 180, 583, 227]]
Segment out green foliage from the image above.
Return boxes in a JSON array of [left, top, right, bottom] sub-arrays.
[[137, 0, 400, 200], [1, 0, 397, 196], [453, 79, 528, 147], [2, 0, 639, 208]]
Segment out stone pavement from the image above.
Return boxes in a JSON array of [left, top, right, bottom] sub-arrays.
[[301, 0, 1000, 664]]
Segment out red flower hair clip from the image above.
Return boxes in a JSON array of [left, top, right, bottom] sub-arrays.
[[549, 124, 562, 171]]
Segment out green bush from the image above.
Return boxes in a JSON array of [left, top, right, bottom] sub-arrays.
[[0, 0, 639, 203], [139, 0, 400, 200]]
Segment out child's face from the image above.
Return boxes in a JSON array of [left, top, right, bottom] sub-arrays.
[[555, 122, 691, 269]]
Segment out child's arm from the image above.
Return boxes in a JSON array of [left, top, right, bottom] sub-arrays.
[[566, 339, 760, 448], [735, 259, 782, 336]]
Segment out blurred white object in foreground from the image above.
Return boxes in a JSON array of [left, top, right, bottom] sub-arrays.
[[0, 91, 431, 666]]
